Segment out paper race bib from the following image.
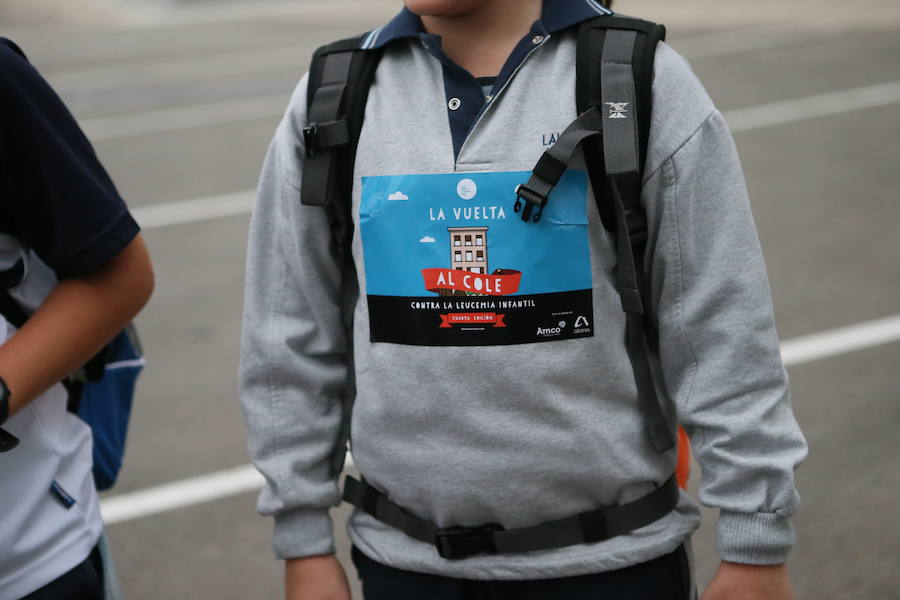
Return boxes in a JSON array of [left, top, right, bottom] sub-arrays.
[[360, 171, 594, 345]]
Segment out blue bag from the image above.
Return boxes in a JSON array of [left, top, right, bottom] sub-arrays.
[[74, 325, 144, 491]]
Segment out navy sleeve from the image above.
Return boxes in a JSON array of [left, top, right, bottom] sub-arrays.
[[0, 38, 140, 279]]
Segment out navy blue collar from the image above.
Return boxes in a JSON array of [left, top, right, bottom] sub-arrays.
[[359, 0, 612, 50]]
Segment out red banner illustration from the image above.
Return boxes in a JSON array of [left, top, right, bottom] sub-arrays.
[[439, 313, 507, 328], [422, 268, 521, 296]]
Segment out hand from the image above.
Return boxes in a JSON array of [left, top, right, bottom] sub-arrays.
[[285, 554, 352, 600], [701, 561, 793, 600]]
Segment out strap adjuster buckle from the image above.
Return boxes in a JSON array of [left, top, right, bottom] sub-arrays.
[[624, 208, 648, 245], [303, 123, 320, 158], [434, 523, 504, 560], [513, 184, 548, 223]]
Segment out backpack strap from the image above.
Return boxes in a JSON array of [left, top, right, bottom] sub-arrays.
[[343, 472, 679, 560], [0, 290, 27, 330], [301, 36, 383, 474], [578, 16, 674, 453], [0, 258, 28, 329], [515, 16, 672, 452]]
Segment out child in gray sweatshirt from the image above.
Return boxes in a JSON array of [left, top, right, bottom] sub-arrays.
[[240, 1, 808, 598]]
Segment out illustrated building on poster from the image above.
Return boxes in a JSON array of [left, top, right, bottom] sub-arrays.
[[448, 226, 488, 274]]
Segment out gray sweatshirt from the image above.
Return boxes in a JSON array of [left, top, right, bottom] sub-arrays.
[[240, 30, 808, 579]]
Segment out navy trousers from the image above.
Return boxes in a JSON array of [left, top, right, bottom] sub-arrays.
[[20, 545, 104, 600], [352, 545, 693, 600]]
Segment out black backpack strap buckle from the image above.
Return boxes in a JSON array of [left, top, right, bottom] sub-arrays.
[[303, 119, 350, 158], [514, 184, 548, 223], [623, 206, 648, 246], [435, 523, 505, 560]]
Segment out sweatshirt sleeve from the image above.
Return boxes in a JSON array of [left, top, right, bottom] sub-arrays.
[[643, 44, 808, 565], [239, 73, 351, 559]]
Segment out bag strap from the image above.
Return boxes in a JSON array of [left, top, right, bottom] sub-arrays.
[[302, 36, 383, 475], [581, 17, 673, 452], [517, 16, 673, 453], [0, 290, 27, 330], [343, 473, 679, 560]]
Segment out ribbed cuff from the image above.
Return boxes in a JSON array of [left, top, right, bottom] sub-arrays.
[[273, 508, 335, 559], [716, 511, 795, 565]]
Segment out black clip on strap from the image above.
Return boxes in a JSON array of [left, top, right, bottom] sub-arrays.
[[343, 473, 679, 560], [435, 523, 505, 560], [513, 183, 549, 223], [0, 428, 18, 452], [513, 105, 605, 224], [303, 119, 350, 159]]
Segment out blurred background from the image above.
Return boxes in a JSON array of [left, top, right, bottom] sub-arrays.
[[2, 0, 899, 598]]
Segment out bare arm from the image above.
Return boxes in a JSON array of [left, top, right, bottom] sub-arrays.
[[701, 562, 794, 600], [285, 555, 351, 600], [1, 234, 154, 414]]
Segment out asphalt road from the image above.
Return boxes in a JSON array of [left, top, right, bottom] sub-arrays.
[[3, 2, 899, 599]]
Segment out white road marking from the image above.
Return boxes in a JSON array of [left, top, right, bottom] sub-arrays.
[[101, 465, 266, 525], [133, 190, 255, 229], [128, 79, 900, 231], [47, 46, 308, 94], [101, 313, 900, 525], [726, 80, 900, 132], [81, 75, 900, 143], [80, 95, 287, 142], [46, 29, 798, 94], [779, 314, 900, 366], [673, 29, 800, 59]]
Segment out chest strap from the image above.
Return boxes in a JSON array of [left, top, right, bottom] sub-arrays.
[[343, 473, 678, 560]]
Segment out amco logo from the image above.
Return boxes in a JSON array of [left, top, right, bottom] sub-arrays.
[[536, 326, 562, 336]]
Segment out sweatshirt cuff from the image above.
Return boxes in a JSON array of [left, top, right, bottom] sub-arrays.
[[716, 511, 796, 565], [273, 508, 335, 559]]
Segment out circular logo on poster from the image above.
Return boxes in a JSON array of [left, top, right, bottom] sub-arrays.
[[457, 178, 477, 200]]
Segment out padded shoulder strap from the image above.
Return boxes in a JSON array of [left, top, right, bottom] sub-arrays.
[[576, 15, 674, 453], [576, 15, 665, 172], [301, 37, 382, 211], [302, 36, 383, 474]]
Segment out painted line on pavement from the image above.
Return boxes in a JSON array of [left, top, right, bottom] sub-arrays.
[[101, 465, 266, 525], [779, 314, 900, 366], [47, 46, 308, 94], [80, 63, 900, 143], [81, 94, 287, 142], [133, 190, 255, 229], [51, 29, 796, 95], [101, 313, 900, 525], [130, 79, 900, 230], [727, 80, 900, 132]]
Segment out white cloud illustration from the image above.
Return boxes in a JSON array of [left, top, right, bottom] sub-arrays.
[[388, 191, 409, 201], [419, 236, 436, 243]]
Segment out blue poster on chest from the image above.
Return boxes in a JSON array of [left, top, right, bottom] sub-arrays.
[[360, 170, 595, 345]]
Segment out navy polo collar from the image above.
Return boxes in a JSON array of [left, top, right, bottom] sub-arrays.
[[359, 0, 612, 50]]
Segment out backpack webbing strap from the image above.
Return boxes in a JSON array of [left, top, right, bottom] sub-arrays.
[[573, 18, 674, 453], [0, 290, 27, 329], [344, 473, 679, 560], [600, 30, 641, 176], [514, 105, 605, 222], [301, 37, 383, 475], [301, 50, 354, 208], [601, 28, 674, 453]]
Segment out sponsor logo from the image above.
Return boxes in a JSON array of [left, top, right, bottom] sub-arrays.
[[574, 314, 591, 334], [605, 102, 629, 119], [536, 325, 563, 336], [456, 178, 477, 200]]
